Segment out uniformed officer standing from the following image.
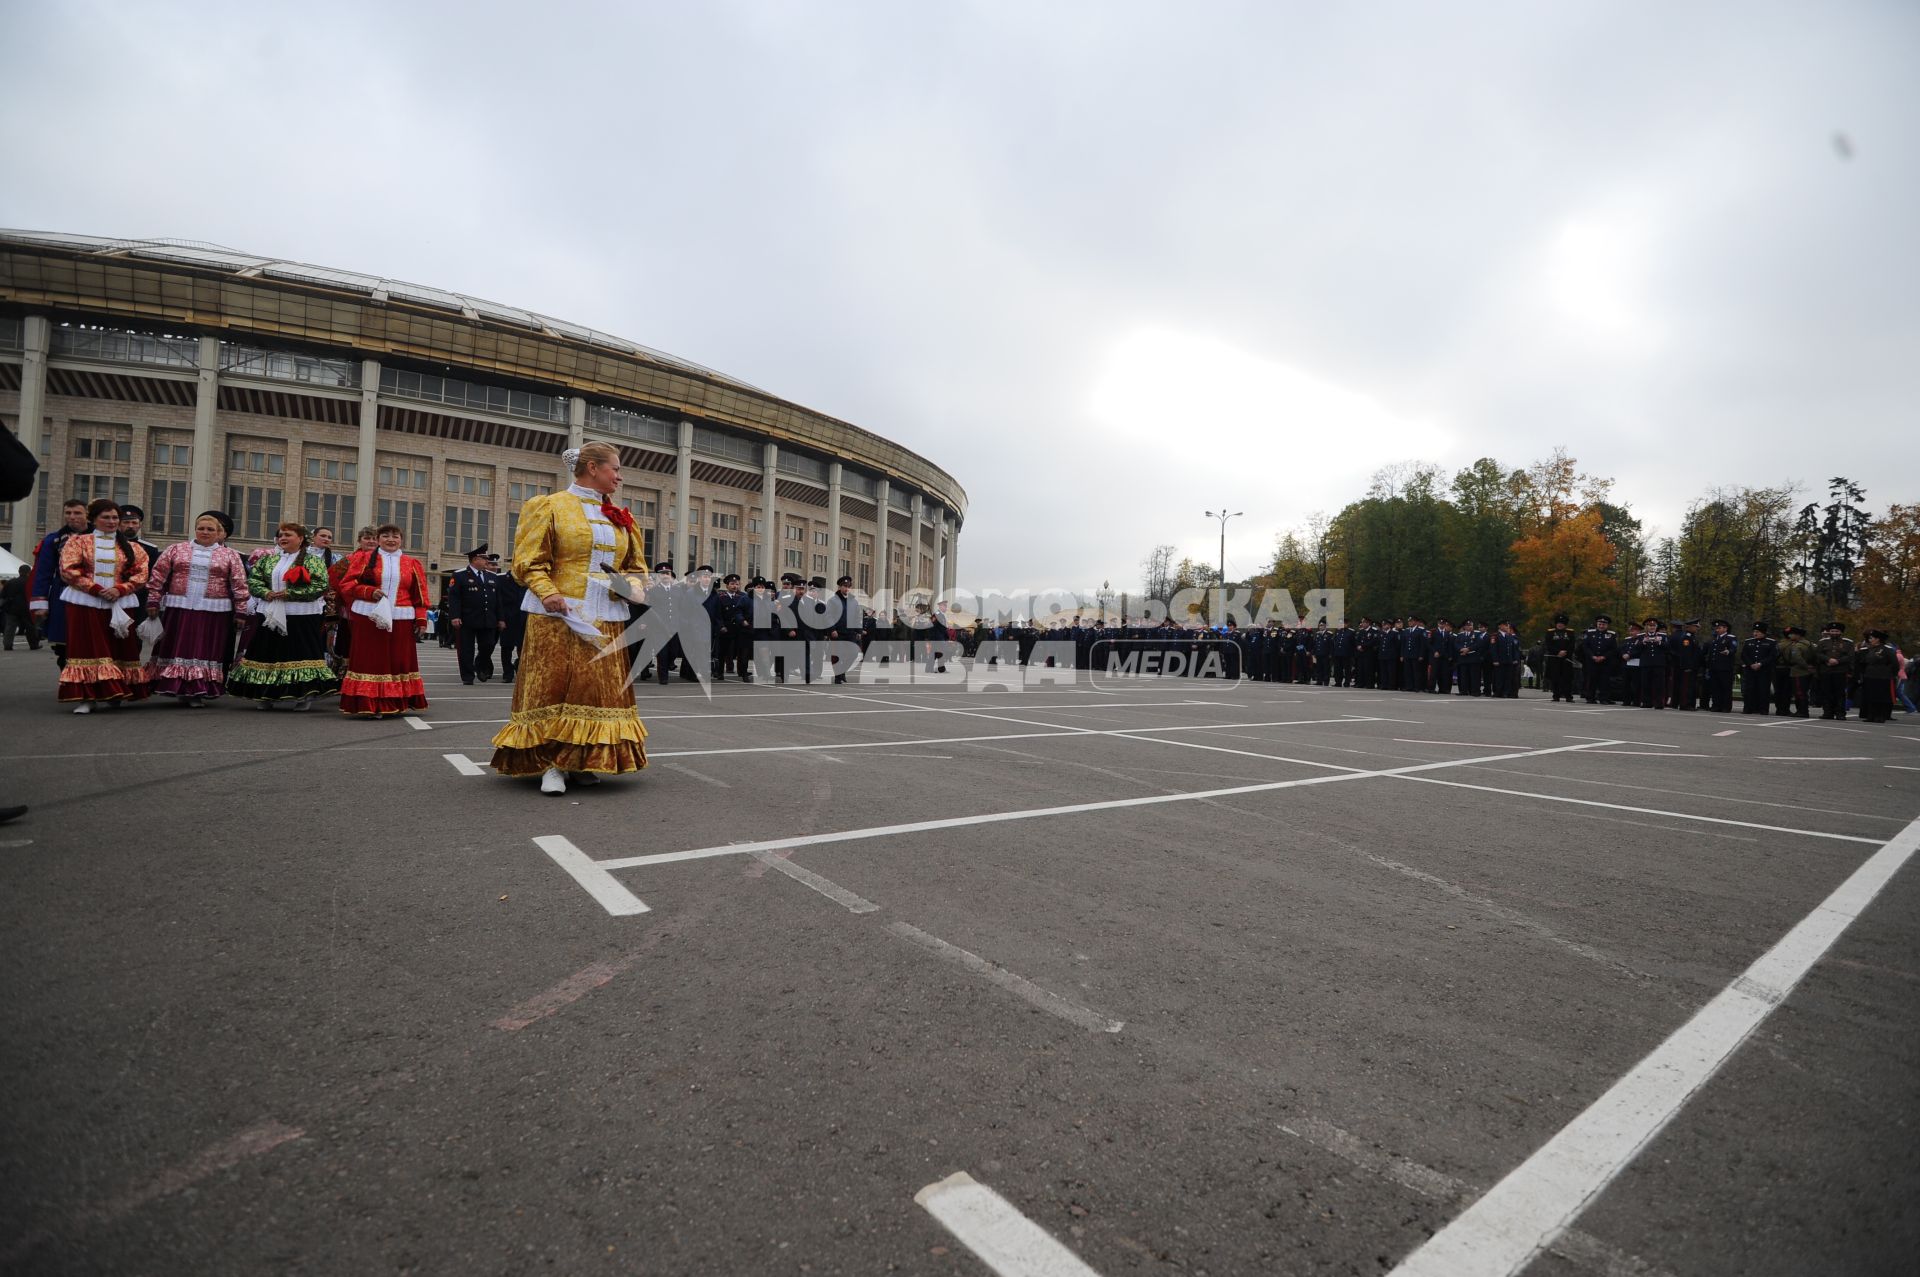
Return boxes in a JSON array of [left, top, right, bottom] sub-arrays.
[[1580, 616, 1618, 704], [1541, 614, 1577, 702], [1704, 620, 1738, 712], [1637, 618, 1669, 709], [1400, 617, 1427, 692], [445, 544, 505, 685], [1813, 622, 1854, 719], [1739, 622, 1777, 714], [1669, 619, 1702, 710], [825, 575, 863, 683], [1491, 621, 1522, 697], [1454, 619, 1487, 696], [1774, 624, 1816, 717]]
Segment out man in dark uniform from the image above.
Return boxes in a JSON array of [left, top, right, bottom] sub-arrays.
[[1329, 619, 1354, 687], [1378, 621, 1400, 691], [1740, 622, 1777, 714], [1579, 615, 1618, 703], [824, 575, 863, 683], [1704, 620, 1738, 712], [1454, 619, 1487, 696], [1428, 619, 1456, 693], [494, 553, 526, 683], [444, 545, 505, 685], [1400, 617, 1427, 692], [1637, 618, 1669, 708], [1669, 619, 1702, 709], [1542, 614, 1577, 702], [707, 572, 750, 681], [1774, 624, 1816, 718], [647, 562, 696, 684], [1813, 622, 1854, 719], [1491, 621, 1522, 697]]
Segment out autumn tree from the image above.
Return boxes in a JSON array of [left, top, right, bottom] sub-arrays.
[[1846, 503, 1920, 643], [1507, 449, 1618, 634]]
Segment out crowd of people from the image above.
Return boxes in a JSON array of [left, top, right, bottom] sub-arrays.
[[12, 462, 1914, 803], [19, 496, 429, 718]]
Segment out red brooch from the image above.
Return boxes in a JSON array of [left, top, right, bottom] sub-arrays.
[[602, 503, 636, 531]]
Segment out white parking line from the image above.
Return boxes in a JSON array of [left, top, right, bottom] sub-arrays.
[[1390, 812, 1920, 1277], [532, 836, 650, 917], [403, 716, 431, 731], [1758, 755, 1871, 761], [888, 923, 1122, 1034], [442, 753, 486, 776], [915, 1171, 1106, 1277], [1397, 776, 1881, 844], [595, 741, 1614, 870], [752, 852, 878, 913]]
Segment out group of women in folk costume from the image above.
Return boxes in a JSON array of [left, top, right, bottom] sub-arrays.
[[490, 441, 650, 794], [51, 502, 431, 719]]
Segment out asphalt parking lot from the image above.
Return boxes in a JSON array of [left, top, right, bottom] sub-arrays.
[[2, 644, 1916, 1275]]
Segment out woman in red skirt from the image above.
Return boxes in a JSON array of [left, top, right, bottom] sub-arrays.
[[57, 499, 152, 713], [338, 523, 430, 718]]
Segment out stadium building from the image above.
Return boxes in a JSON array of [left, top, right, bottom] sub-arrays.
[[0, 230, 965, 597]]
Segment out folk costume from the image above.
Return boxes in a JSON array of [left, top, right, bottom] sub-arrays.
[[490, 483, 649, 778], [229, 549, 339, 704], [56, 532, 151, 705], [145, 540, 250, 700], [337, 547, 431, 716]]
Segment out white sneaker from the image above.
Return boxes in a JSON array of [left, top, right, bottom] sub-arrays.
[[568, 771, 600, 787], [72, 703, 91, 715], [540, 767, 568, 795]]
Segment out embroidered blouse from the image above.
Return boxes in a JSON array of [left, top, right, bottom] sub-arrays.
[[245, 550, 329, 616], [59, 533, 149, 610], [147, 541, 251, 613], [511, 483, 646, 622]]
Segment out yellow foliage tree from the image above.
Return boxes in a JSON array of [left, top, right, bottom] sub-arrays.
[[1511, 506, 1618, 637]]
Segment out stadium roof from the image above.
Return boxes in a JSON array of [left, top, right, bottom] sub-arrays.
[[0, 229, 766, 394]]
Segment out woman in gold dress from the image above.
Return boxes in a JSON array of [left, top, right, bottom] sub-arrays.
[[490, 443, 650, 794]]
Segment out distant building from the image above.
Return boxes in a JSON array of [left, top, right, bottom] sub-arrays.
[[1, 230, 964, 596]]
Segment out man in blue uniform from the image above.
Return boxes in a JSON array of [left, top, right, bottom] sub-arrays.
[[444, 544, 505, 684], [1740, 622, 1777, 715]]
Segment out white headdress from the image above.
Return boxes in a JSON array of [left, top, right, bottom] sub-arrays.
[[561, 447, 582, 473]]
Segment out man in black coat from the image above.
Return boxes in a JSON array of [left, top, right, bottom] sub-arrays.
[[1703, 619, 1738, 712], [493, 553, 526, 683], [1579, 616, 1618, 704], [444, 545, 505, 684], [1740, 622, 1778, 715], [706, 572, 750, 681]]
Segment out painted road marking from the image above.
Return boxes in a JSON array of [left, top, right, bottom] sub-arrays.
[[403, 715, 431, 731], [751, 851, 879, 913], [1713, 730, 1739, 736], [915, 1171, 1105, 1276], [593, 741, 1616, 870], [663, 761, 733, 788], [417, 699, 1213, 727], [442, 753, 486, 776], [1398, 776, 1881, 844], [532, 835, 650, 917], [1758, 755, 1871, 761], [888, 921, 1122, 1033], [1390, 811, 1920, 1277], [1886, 765, 1920, 772], [1278, 1116, 1673, 1277]]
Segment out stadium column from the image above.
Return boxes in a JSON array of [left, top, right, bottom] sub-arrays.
[[761, 442, 778, 580], [567, 397, 584, 452], [675, 420, 693, 572], [943, 516, 957, 596], [355, 359, 380, 537], [8, 315, 49, 560], [909, 492, 925, 593], [827, 462, 843, 583], [875, 477, 891, 601]]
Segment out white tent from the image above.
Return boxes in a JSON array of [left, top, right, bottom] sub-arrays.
[[0, 545, 24, 576]]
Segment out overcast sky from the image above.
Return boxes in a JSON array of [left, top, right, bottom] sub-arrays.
[[4, 0, 1914, 594]]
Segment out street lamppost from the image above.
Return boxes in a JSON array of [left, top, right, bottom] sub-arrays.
[[1205, 508, 1242, 626]]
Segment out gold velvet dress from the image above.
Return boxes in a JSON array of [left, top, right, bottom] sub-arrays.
[[490, 484, 650, 776]]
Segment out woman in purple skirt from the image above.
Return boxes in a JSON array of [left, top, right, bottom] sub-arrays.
[[145, 510, 252, 706]]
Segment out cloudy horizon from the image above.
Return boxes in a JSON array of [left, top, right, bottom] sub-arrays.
[[4, 0, 1913, 593]]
